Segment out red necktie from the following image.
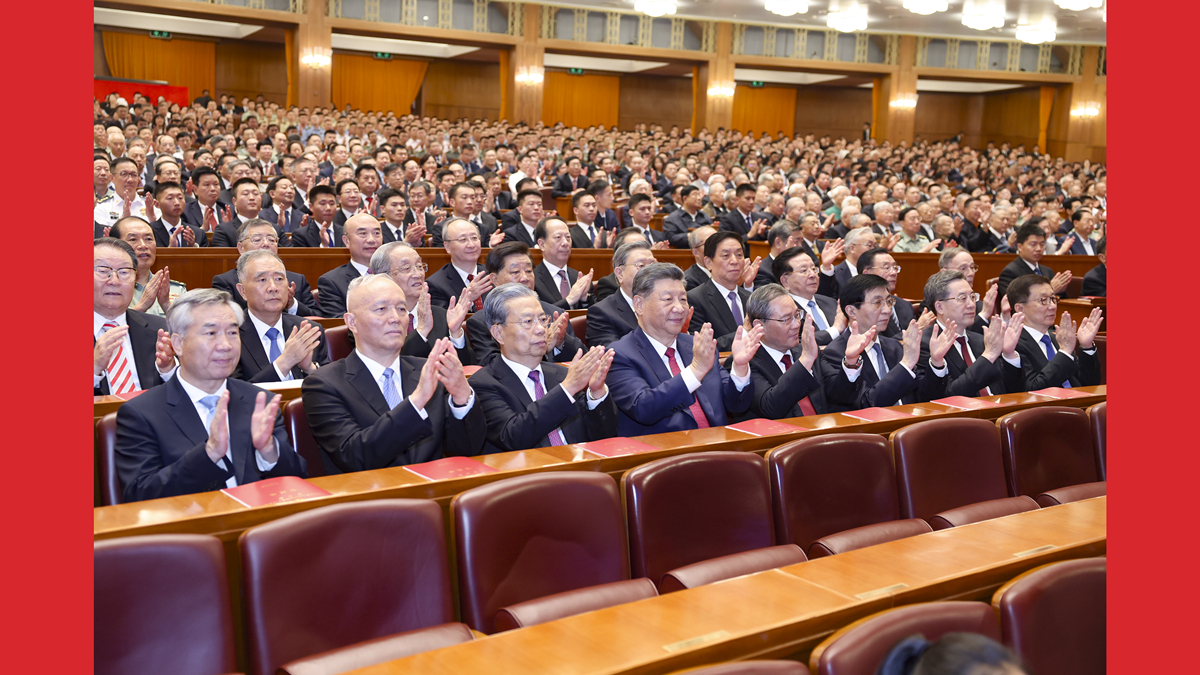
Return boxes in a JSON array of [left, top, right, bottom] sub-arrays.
[[102, 321, 138, 395], [466, 273, 483, 311], [957, 336, 991, 396], [664, 347, 710, 428], [780, 353, 818, 416], [408, 314, 415, 335]]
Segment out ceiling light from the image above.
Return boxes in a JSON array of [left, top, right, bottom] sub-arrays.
[[827, 1, 868, 32], [1015, 17, 1057, 43], [1102, 3, 1106, 21], [1054, 0, 1102, 10], [634, 0, 676, 17], [765, 0, 810, 17], [962, 0, 1005, 30], [902, 0, 949, 15]]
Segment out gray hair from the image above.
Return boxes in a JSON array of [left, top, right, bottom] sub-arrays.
[[370, 241, 416, 275], [746, 283, 790, 324], [613, 240, 652, 268], [483, 282, 538, 327], [628, 178, 651, 195], [922, 269, 966, 309], [687, 225, 716, 250], [345, 273, 400, 312], [166, 288, 243, 336], [226, 159, 251, 174], [236, 249, 284, 284], [849, 213, 872, 229], [785, 196, 804, 213], [829, 185, 849, 200], [237, 217, 277, 243], [845, 227, 875, 248], [938, 247, 970, 269], [631, 262, 684, 298], [408, 180, 433, 196], [842, 196, 862, 210]]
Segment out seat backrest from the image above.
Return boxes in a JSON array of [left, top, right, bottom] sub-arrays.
[[672, 661, 810, 675], [453, 472, 629, 634], [570, 315, 588, 347], [997, 406, 1096, 498], [283, 398, 326, 478], [1065, 276, 1083, 298], [623, 452, 775, 587], [240, 500, 453, 675], [1089, 402, 1106, 480], [810, 602, 999, 675], [993, 557, 1106, 675], [768, 434, 899, 552], [325, 325, 352, 362], [277, 623, 475, 675], [95, 534, 236, 675], [891, 418, 1009, 520], [97, 412, 122, 506]]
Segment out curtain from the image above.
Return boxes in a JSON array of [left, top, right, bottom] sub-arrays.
[[285, 29, 297, 108], [332, 53, 427, 115], [101, 32, 215, 103], [542, 71, 619, 129], [731, 85, 797, 138]]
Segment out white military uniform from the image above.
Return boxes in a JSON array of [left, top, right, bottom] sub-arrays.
[[94, 193, 148, 229]]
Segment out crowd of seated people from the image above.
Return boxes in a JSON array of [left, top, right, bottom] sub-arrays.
[[93, 94, 1107, 503]]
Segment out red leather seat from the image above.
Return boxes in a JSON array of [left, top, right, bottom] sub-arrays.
[[453, 472, 631, 634], [1034, 482, 1107, 506], [997, 406, 1104, 503], [570, 314, 588, 347], [892, 419, 1039, 528], [97, 412, 122, 506], [769, 434, 929, 557], [993, 557, 1106, 675], [660, 544, 807, 593], [325, 324, 352, 362], [283, 398, 327, 478], [95, 534, 237, 675], [671, 661, 810, 675], [277, 623, 474, 675], [494, 578, 658, 632], [239, 500, 454, 675], [1089, 402, 1106, 480], [623, 452, 782, 589], [809, 602, 1000, 675]]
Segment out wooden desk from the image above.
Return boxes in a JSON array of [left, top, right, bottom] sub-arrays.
[[344, 498, 1106, 675], [1056, 296, 1106, 333]]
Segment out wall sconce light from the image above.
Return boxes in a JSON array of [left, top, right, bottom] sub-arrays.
[[890, 94, 918, 109], [516, 67, 544, 85], [1071, 101, 1101, 117], [707, 84, 735, 98], [300, 47, 331, 69]]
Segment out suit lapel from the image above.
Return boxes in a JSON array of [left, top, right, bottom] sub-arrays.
[[346, 352, 392, 417], [634, 329, 674, 386], [703, 282, 736, 333], [164, 376, 211, 448], [239, 321, 273, 375], [226, 382, 252, 485], [495, 362, 535, 407], [126, 311, 161, 388]]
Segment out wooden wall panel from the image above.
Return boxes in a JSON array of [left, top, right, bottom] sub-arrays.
[[913, 92, 975, 144], [422, 60, 501, 122], [215, 40, 287, 105], [94, 29, 111, 77], [979, 87, 1040, 149], [618, 74, 692, 131], [794, 87, 872, 140]]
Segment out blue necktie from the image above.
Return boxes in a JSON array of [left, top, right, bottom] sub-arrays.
[[807, 300, 829, 331], [872, 342, 889, 377], [199, 394, 231, 472], [1040, 335, 1072, 388], [381, 368, 402, 409], [265, 327, 282, 363]]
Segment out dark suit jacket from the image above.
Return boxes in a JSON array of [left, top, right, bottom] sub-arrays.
[[744, 347, 828, 420], [1013, 330, 1101, 392], [534, 261, 583, 310], [182, 199, 230, 229], [997, 257, 1054, 299], [115, 376, 305, 502], [502, 222, 538, 247], [586, 292, 638, 348], [821, 333, 945, 411], [1081, 264, 1106, 297], [95, 310, 168, 396], [684, 264, 710, 292], [212, 269, 317, 317], [662, 209, 713, 249], [834, 261, 855, 290], [300, 351, 487, 474], [569, 224, 598, 249], [754, 255, 778, 289], [232, 313, 330, 383], [1059, 234, 1098, 256], [719, 209, 768, 240], [402, 305, 477, 366], [918, 327, 1025, 398], [799, 239, 825, 267], [151, 219, 209, 248], [593, 273, 620, 303], [883, 296, 917, 339], [688, 280, 751, 351], [426, 262, 483, 310], [793, 294, 840, 347], [593, 208, 620, 234], [317, 263, 361, 318], [430, 213, 495, 248], [499, 208, 523, 231], [969, 228, 1011, 254], [471, 359, 618, 451], [608, 328, 752, 436], [551, 173, 589, 198], [464, 299, 582, 367], [257, 207, 307, 236], [212, 217, 285, 248], [290, 222, 344, 249]]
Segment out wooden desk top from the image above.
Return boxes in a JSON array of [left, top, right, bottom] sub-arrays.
[[344, 498, 1106, 675]]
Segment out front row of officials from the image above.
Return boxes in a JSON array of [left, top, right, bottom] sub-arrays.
[[95, 220, 1103, 503]]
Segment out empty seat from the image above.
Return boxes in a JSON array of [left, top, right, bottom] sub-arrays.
[[96, 412, 122, 506], [453, 472, 631, 634], [769, 434, 929, 556], [892, 419, 1039, 528], [993, 557, 1106, 675], [240, 500, 454, 675], [277, 623, 475, 675], [997, 406, 1104, 502], [494, 578, 658, 632], [1089, 402, 1106, 479], [671, 660, 810, 675], [283, 398, 327, 478], [325, 325, 352, 362], [95, 534, 237, 675], [1034, 482, 1108, 507], [661, 545, 807, 593], [809, 602, 1000, 675], [624, 452, 782, 589]]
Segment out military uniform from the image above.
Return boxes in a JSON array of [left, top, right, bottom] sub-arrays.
[[94, 193, 148, 229], [95, 185, 115, 204], [132, 279, 188, 317]]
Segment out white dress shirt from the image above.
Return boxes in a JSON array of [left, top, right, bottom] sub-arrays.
[[499, 355, 608, 439], [789, 292, 841, 341], [175, 373, 279, 488], [247, 311, 293, 381], [644, 334, 750, 393], [355, 349, 474, 419], [761, 343, 814, 376]]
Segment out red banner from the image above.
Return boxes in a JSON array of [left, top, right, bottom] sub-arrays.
[[94, 78, 190, 109]]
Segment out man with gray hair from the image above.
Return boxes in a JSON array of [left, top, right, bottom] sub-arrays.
[[212, 218, 317, 316], [115, 288, 307, 502], [94, 237, 177, 396], [741, 283, 828, 420], [684, 225, 717, 291], [301, 274, 486, 473], [231, 250, 328, 383], [470, 283, 618, 451], [371, 241, 476, 364], [754, 220, 798, 289], [587, 240, 657, 348], [834, 226, 876, 290]]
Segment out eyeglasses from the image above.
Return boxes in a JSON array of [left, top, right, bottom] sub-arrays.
[[619, 260, 654, 272], [95, 265, 137, 281], [789, 265, 819, 276], [761, 312, 802, 325], [941, 292, 981, 304], [392, 262, 428, 275], [869, 264, 901, 273], [449, 234, 480, 245], [507, 315, 551, 331], [247, 235, 279, 245], [1026, 296, 1059, 306], [860, 296, 898, 310], [116, 171, 139, 179]]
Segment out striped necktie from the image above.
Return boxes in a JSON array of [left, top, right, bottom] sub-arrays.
[[101, 321, 138, 395]]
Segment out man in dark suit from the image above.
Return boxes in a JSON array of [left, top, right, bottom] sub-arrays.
[[181, 166, 230, 234], [754, 220, 799, 288], [467, 181, 501, 245], [821, 274, 947, 411], [1059, 209, 1100, 255], [375, 188, 424, 246], [857, 247, 918, 339], [834, 227, 877, 290], [918, 270, 1027, 398], [211, 219, 317, 316], [501, 189, 545, 248], [331, 178, 364, 229], [533, 216, 593, 310], [290, 185, 344, 248], [230, 250, 329, 384], [568, 190, 614, 249], [148, 182, 208, 248], [661, 185, 713, 249], [774, 247, 844, 347], [997, 223, 1070, 299], [719, 184, 769, 241], [434, 182, 494, 247], [625, 192, 670, 246], [317, 213, 382, 318], [741, 284, 828, 420], [587, 240, 656, 348], [687, 231, 756, 351], [115, 288, 307, 502], [94, 238, 177, 396], [1007, 274, 1103, 392], [212, 178, 274, 247], [589, 180, 621, 235], [427, 217, 490, 309], [258, 176, 306, 243], [967, 204, 1014, 254], [464, 242, 584, 366], [593, 227, 657, 302], [301, 275, 487, 474], [551, 156, 589, 197], [371, 241, 477, 365], [607, 262, 759, 436], [471, 283, 618, 452], [683, 225, 717, 291], [1081, 240, 1106, 296]]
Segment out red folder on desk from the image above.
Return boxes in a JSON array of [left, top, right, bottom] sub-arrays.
[[577, 437, 659, 457], [221, 476, 331, 508], [405, 457, 497, 480], [726, 419, 811, 436], [1030, 387, 1088, 399], [842, 408, 913, 422], [932, 396, 1000, 410]]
